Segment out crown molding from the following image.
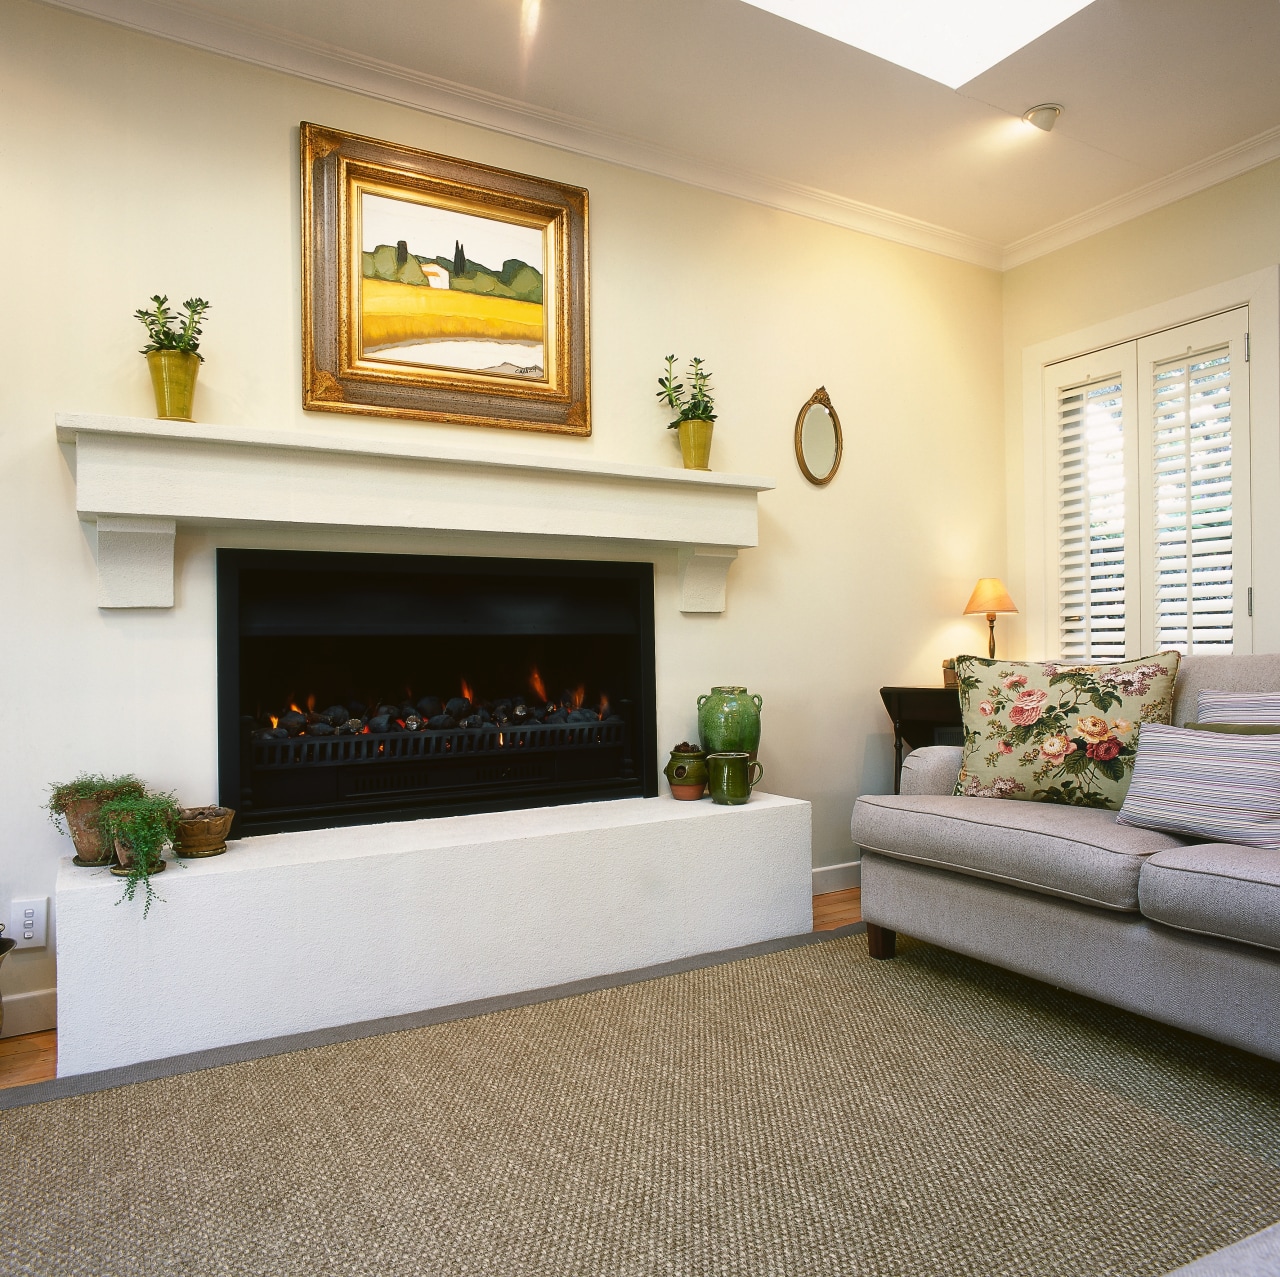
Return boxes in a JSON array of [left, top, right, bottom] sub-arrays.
[[1001, 122, 1280, 269], [37, 0, 1005, 269]]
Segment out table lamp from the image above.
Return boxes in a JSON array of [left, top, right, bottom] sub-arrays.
[[964, 578, 1018, 659]]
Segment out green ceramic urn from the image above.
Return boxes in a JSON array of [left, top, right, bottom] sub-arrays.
[[697, 686, 763, 760]]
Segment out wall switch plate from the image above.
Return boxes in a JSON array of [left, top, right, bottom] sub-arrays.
[[9, 897, 48, 949]]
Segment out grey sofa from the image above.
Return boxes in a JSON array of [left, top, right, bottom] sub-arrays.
[[850, 654, 1280, 1063]]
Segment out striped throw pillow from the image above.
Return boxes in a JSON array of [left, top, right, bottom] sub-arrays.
[[1196, 690, 1280, 724], [1117, 723, 1280, 850]]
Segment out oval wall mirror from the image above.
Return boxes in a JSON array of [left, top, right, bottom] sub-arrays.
[[795, 386, 843, 486]]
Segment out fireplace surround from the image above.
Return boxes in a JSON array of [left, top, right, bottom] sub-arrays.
[[218, 550, 658, 835]]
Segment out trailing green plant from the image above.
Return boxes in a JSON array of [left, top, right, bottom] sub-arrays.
[[45, 774, 146, 836], [99, 791, 182, 916], [656, 354, 716, 428], [134, 295, 212, 361]]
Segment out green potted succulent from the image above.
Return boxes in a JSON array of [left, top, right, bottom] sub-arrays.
[[99, 790, 182, 915], [134, 294, 211, 422], [656, 354, 717, 470], [46, 773, 147, 866]]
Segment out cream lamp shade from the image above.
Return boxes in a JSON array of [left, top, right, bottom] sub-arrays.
[[963, 577, 1018, 659]]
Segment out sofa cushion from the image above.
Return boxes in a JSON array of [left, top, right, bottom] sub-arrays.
[[1117, 723, 1280, 850], [1139, 844, 1280, 953], [952, 652, 1180, 810], [851, 793, 1186, 911], [1195, 689, 1280, 724]]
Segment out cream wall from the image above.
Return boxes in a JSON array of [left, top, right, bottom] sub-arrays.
[[1001, 159, 1280, 657], [0, 0, 1005, 1022]]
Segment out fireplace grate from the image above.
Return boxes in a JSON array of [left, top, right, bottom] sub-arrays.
[[251, 720, 627, 768]]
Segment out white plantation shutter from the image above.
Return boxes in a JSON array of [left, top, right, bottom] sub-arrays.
[[1043, 307, 1252, 659], [1056, 377, 1127, 660], [1139, 310, 1251, 656], [1046, 346, 1140, 660]]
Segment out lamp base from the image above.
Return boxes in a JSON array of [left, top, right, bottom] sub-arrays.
[[987, 613, 997, 660]]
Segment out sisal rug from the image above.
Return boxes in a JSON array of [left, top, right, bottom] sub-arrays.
[[1, 933, 1278, 1277]]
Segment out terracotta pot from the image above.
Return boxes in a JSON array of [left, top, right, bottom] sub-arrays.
[[677, 418, 713, 470], [63, 796, 113, 866], [146, 349, 200, 421], [664, 747, 708, 800], [110, 838, 166, 878], [176, 806, 235, 857]]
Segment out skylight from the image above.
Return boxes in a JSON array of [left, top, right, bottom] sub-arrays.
[[737, 0, 1095, 89]]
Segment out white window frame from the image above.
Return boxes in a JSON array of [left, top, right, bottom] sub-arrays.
[[1020, 266, 1280, 659]]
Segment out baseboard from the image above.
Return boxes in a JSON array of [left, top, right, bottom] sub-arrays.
[[0, 987, 57, 1038], [812, 859, 861, 893]]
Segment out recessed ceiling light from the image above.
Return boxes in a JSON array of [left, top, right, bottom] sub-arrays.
[[1022, 103, 1063, 132], [737, 0, 1096, 89]]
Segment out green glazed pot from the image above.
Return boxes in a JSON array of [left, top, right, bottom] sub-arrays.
[[664, 748, 708, 800], [147, 349, 200, 421], [678, 418, 713, 470], [697, 686, 763, 760]]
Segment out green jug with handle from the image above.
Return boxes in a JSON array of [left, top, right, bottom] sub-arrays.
[[697, 686, 763, 760]]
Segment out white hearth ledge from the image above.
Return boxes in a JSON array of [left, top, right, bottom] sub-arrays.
[[55, 792, 812, 1076], [55, 413, 774, 613]]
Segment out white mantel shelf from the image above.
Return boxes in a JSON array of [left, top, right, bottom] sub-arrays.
[[55, 413, 774, 612]]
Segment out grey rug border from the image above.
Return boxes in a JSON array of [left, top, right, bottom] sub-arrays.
[[0, 923, 864, 1110]]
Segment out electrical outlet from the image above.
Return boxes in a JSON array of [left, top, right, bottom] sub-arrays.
[[9, 897, 48, 949]]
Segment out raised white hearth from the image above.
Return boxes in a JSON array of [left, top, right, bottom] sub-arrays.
[[55, 413, 773, 612], [56, 793, 812, 1076]]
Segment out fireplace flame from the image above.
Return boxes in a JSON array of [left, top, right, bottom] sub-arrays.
[[461, 678, 475, 704], [571, 684, 585, 710], [529, 667, 547, 702], [269, 714, 278, 729], [598, 694, 610, 720], [289, 702, 302, 715], [306, 693, 316, 712]]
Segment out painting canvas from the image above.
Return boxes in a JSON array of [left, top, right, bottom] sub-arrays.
[[302, 123, 590, 435], [359, 193, 548, 382]]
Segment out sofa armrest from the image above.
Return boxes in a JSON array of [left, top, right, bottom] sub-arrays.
[[899, 746, 962, 797]]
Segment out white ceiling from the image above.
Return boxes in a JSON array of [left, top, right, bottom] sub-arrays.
[[48, 0, 1280, 267]]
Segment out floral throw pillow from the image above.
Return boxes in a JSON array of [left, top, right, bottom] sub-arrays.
[[953, 652, 1182, 809]]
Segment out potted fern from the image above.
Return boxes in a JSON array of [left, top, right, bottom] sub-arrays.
[[134, 294, 212, 421], [46, 773, 147, 866], [100, 790, 182, 915], [656, 354, 717, 470]]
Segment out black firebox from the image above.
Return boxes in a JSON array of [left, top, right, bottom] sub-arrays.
[[217, 550, 658, 836]]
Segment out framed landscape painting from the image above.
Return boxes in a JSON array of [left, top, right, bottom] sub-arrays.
[[301, 123, 590, 435]]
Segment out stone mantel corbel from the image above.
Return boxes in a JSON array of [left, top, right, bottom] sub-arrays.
[[55, 414, 773, 612]]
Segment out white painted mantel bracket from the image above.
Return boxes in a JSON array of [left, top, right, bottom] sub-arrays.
[[55, 414, 773, 613]]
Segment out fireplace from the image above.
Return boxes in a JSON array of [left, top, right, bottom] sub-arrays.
[[217, 550, 658, 835]]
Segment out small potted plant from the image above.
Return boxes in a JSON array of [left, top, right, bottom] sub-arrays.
[[100, 790, 182, 915], [134, 294, 212, 421], [46, 773, 147, 866], [656, 354, 717, 470]]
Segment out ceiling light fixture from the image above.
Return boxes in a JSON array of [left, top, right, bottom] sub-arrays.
[[735, 1, 1095, 89], [1022, 103, 1063, 132]]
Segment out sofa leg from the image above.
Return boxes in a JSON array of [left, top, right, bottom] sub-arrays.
[[867, 923, 896, 960]]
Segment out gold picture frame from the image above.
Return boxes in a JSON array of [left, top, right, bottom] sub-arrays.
[[301, 123, 590, 435]]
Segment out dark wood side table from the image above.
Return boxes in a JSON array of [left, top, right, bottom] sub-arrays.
[[879, 687, 963, 794]]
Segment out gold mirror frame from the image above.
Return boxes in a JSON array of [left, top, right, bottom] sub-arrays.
[[794, 386, 843, 486]]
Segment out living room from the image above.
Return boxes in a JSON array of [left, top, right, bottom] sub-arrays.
[[1, 1, 1278, 1273]]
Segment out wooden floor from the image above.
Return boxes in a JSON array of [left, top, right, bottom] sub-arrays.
[[0, 891, 862, 1092], [812, 886, 862, 931], [0, 1029, 56, 1090]]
